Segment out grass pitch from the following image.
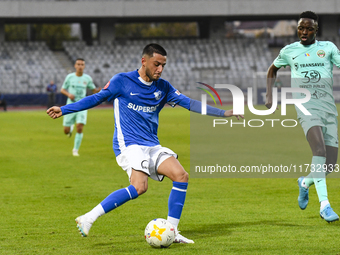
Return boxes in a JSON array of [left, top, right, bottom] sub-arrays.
[[1, 106, 340, 254]]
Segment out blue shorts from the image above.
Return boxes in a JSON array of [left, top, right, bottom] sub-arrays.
[[298, 109, 338, 148]]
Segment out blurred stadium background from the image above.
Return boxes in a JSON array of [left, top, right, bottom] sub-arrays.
[[1, 0, 340, 107]]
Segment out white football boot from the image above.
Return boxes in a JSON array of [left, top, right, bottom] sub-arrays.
[[174, 230, 194, 244], [75, 215, 93, 237]]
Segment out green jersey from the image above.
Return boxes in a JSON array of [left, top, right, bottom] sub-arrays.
[[62, 72, 95, 104], [273, 40, 340, 116]]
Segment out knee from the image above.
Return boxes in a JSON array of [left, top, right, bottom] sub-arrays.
[[175, 171, 189, 183], [63, 128, 70, 134], [132, 183, 148, 195]]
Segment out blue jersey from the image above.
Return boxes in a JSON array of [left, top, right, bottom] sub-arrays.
[[61, 70, 225, 156], [104, 70, 190, 155]]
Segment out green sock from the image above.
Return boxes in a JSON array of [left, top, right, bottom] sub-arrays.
[[304, 172, 314, 187], [304, 159, 333, 187], [311, 156, 327, 202], [74, 133, 83, 150]]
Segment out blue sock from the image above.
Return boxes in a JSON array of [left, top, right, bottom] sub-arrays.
[[100, 185, 138, 213], [168, 181, 188, 227]]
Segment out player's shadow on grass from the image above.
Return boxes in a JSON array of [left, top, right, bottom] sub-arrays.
[[184, 220, 300, 238], [306, 215, 340, 225]]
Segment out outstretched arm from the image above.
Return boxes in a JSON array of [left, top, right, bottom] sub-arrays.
[[266, 64, 280, 109], [46, 89, 111, 119], [47, 106, 62, 119], [189, 99, 244, 119], [166, 86, 243, 119], [223, 109, 243, 120]]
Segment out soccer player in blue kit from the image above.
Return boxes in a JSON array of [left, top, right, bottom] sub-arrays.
[[47, 43, 242, 243], [266, 11, 340, 222]]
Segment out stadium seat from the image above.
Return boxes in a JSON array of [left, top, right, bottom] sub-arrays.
[[4, 36, 340, 95]]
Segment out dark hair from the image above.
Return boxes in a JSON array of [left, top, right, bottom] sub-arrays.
[[142, 43, 167, 57], [299, 11, 318, 22], [75, 58, 85, 63]]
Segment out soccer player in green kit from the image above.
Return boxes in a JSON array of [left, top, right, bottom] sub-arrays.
[[266, 11, 339, 222], [61, 58, 100, 156]]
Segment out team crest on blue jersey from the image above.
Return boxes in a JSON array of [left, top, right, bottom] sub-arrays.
[[154, 91, 162, 100], [104, 81, 110, 89], [317, 50, 325, 58]]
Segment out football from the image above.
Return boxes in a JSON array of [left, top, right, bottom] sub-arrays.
[[144, 218, 175, 248]]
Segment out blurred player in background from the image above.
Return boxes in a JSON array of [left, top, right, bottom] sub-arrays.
[[266, 11, 339, 222], [46, 80, 57, 108], [47, 43, 242, 243], [60, 58, 100, 156], [0, 92, 7, 111]]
